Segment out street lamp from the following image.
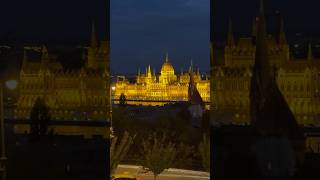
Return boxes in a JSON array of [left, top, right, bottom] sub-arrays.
[[0, 79, 18, 180]]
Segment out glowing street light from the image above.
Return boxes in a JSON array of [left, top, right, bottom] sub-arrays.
[[5, 80, 18, 90]]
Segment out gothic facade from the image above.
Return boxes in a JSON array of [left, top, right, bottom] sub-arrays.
[[114, 54, 210, 106], [14, 23, 110, 138], [211, 18, 320, 126]]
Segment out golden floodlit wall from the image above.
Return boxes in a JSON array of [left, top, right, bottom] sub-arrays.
[[114, 55, 210, 105], [211, 18, 320, 125], [15, 23, 110, 137]]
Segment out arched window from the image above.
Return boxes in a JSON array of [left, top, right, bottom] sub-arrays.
[[287, 84, 291, 91], [294, 82, 298, 91], [301, 102, 304, 114]]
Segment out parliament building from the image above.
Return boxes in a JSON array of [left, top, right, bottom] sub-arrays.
[[113, 54, 210, 106], [211, 17, 320, 125], [14, 23, 110, 138]]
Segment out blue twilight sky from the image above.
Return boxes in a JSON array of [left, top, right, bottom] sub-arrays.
[[110, 0, 210, 75]]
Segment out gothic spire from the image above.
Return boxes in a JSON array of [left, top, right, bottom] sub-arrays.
[[188, 69, 204, 106], [250, 0, 272, 125], [21, 49, 28, 71], [253, 0, 271, 81], [41, 45, 49, 63], [147, 65, 152, 77], [23, 49, 27, 64], [249, 0, 303, 140], [189, 59, 194, 73], [252, 17, 257, 41], [165, 52, 169, 63], [227, 17, 235, 47], [308, 43, 313, 60], [90, 20, 97, 48], [279, 15, 287, 45]]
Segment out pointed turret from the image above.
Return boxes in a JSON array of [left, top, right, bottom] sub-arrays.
[[308, 43, 313, 61], [90, 20, 97, 48], [227, 17, 235, 47], [41, 45, 49, 63], [153, 68, 156, 76], [250, 0, 303, 141], [165, 52, 169, 63], [153, 68, 157, 81], [138, 68, 141, 76], [252, 0, 271, 84], [252, 17, 257, 43], [22, 49, 28, 66], [250, 0, 274, 125], [188, 71, 204, 106], [278, 15, 287, 45], [189, 59, 194, 73], [147, 65, 152, 77], [21, 49, 28, 73]]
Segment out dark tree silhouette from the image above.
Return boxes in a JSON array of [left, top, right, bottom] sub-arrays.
[[30, 97, 51, 137], [140, 133, 177, 180], [119, 93, 127, 106]]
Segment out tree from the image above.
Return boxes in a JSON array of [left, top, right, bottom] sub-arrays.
[[199, 134, 210, 172], [174, 143, 196, 170], [30, 97, 51, 137], [140, 133, 177, 180], [119, 93, 127, 106], [110, 131, 135, 175]]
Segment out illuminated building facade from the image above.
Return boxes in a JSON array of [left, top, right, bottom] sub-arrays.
[[114, 54, 210, 106], [14, 23, 110, 138], [211, 18, 320, 125]]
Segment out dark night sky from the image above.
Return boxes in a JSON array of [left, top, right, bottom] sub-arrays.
[[110, 0, 209, 74], [1, 0, 320, 74], [213, 0, 320, 37], [0, 0, 107, 42]]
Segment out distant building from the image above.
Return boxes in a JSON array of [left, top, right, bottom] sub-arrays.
[[114, 54, 210, 106], [14, 22, 110, 138], [211, 16, 320, 125]]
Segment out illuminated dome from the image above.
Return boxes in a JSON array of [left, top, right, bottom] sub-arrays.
[[161, 53, 174, 73], [161, 62, 174, 72]]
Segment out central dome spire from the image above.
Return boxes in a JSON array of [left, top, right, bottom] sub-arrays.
[[165, 52, 169, 63]]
